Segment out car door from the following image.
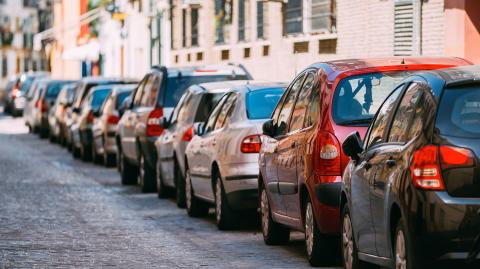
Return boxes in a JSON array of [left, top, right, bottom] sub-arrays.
[[189, 94, 229, 199], [350, 86, 403, 256], [271, 73, 306, 216], [370, 82, 430, 258]]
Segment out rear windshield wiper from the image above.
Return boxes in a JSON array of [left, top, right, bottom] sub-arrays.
[[337, 118, 372, 126]]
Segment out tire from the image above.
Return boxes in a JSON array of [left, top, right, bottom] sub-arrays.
[[120, 150, 138, 185], [341, 204, 376, 269], [214, 174, 236, 230], [39, 128, 48, 139], [156, 161, 170, 198], [174, 160, 186, 208], [394, 218, 416, 269], [72, 143, 81, 158], [185, 168, 209, 217], [116, 143, 122, 172], [80, 143, 92, 162], [304, 198, 336, 267], [260, 186, 290, 245], [49, 131, 55, 143], [104, 152, 116, 167], [92, 142, 102, 164], [138, 154, 156, 193]]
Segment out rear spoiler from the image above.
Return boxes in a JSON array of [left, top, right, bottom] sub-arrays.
[[445, 78, 480, 88]]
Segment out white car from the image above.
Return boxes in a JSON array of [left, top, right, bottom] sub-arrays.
[[184, 81, 287, 230]]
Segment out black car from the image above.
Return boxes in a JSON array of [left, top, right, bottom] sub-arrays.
[[117, 64, 252, 193], [341, 65, 480, 269]]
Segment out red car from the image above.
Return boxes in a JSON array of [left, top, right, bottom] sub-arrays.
[[258, 57, 471, 266]]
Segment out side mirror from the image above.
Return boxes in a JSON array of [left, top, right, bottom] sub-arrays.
[[342, 131, 364, 162], [193, 122, 205, 136], [72, 107, 80, 113], [262, 119, 275, 137], [92, 110, 101, 117], [160, 116, 170, 129]]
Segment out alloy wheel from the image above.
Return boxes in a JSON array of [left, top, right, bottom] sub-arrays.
[[342, 213, 354, 269], [396, 230, 407, 269], [215, 179, 222, 223], [305, 202, 315, 257], [260, 189, 270, 237]]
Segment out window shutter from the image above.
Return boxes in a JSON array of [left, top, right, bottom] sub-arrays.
[[394, 0, 414, 56]]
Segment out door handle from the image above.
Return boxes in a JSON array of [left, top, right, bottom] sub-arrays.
[[291, 141, 296, 148], [364, 162, 372, 170], [386, 159, 396, 167]]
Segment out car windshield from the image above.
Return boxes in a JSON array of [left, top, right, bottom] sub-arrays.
[[116, 91, 132, 109], [91, 89, 111, 110], [163, 75, 248, 107], [20, 77, 36, 93], [246, 88, 285, 119], [332, 71, 422, 126], [436, 87, 480, 138], [46, 82, 69, 99]]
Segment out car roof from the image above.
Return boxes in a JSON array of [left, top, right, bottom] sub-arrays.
[[162, 64, 249, 78], [195, 80, 252, 93], [421, 65, 480, 87]]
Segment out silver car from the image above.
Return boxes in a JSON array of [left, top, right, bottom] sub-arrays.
[[155, 81, 244, 207], [184, 82, 287, 229], [92, 84, 136, 166], [23, 78, 48, 133]]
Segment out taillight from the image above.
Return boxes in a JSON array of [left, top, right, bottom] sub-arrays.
[[182, 126, 193, 142], [11, 88, 20, 99], [107, 115, 119, 125], [146, 108, 164, 137], [316, 131, 341, 176], [241, 134, 262, 153], [87, 111, 95, 124], [410, 145, 475, 191]]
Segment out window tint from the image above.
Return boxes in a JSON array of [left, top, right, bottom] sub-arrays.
[[214, 94, 237, 130], [194, 93, 223, 122], [246, 88, 285, 119], [365, 86, 402, 148], [275, 74, 304, 136], [204, 94, 229, 133], [305, 89, 320, 127], [116, 91, 132, 109], [389, 83, 426, 143], [141, 74, 161, 107], [171, 91, 190, 123], [290, 73, 315, 132], [91, 89, 111, 110], [133, 77, 148, 107], [20, 76, 35, 93], [436, 87, 480, 138], [45, 82, 68, 99]]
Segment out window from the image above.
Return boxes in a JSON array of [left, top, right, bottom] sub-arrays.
[[365, 87, 402, 149], [319, 39, 337, 54], [171, 90, 191, 123], [205, 94, 229, 133], [305, 90, 320, 127], [215, 94, 237, 130], [194, 93, 224, 122], [311, 0, 336, 32], [187, 54, 191, 62], [394, 0, 414, 56], [244, 48, 251, 58], [289, 73, 315, 132], [1, 55, 7, 77], [257, 1, 265, 39], [246, 87, 285, 120], [263, 45, 269, 56], [293, 41, 309, 54], [221, 50, 229, 60], [275, 74, 305, 136], [141, 74, 161, 107], [389, 83, 426, 143], [182, 9, 187, 47], [238, 0, 246, 41], [215, 0, 233, 44], [284, 0, 302, 35], [191, 8, 199, 46], [133, 77, 148, 107]]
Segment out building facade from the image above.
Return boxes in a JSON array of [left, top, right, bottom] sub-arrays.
[[169, 0, 480, 80]]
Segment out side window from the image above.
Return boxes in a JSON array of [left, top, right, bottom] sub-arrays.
[[289, 72, 315, 132], [305, 89, 320, 127], [214, 94, 237, 130], [133, 76, 148, 107], [275, 74, 305, 136], [204, 94, 229, 133], [171, 91, 190, 123], [365, 85, 403, 149], [388, 83, 428, 143], [141, 74, 161, 107]]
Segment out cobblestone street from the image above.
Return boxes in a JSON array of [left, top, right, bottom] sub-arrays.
[[0, 111, 341, 268]]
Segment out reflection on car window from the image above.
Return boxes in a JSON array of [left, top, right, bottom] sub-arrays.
[[214, 94, 237, 130], [290, 73, 314, 132], [204, 94, 228, 133], [194, 93, 223, 122], [305, 90, 320, 127], [246, 88, 284, 120], [275, 74, 304, 136]]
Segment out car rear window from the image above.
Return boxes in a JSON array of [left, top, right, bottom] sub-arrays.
[[246, 88, 285, 119], [116, 91, 131, 109], [45, 82, 68, 99], [332, 71, 423, 126], [20, 77, 35, 93], [91, 89, 111, 110], [162, 75, 248, 107], [436, 87, 480, 138], [194, 93, 224, 122]]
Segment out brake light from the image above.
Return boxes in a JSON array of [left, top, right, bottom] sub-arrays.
[[410, 145, 475, 191], [316, 131, 341, 176], [87, 111, 95, 124], [107, 115, 119, 125], [146, 108, 164, 137], [241, 134, 262, 153], [11, 88, 20, 99], [182, 126, 193, 142]]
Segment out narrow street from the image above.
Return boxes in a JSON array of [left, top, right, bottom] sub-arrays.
[[0, 110, 340, 268]]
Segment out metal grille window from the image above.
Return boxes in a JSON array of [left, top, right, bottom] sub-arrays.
[[256, 1, 264, 39], [191, 8, 199, 46], [215, 0, 233, 44], [182, 9, 187, 47], [394, 0, 414, 56], [284, 0, 302, 35], [311, 0, 336, 32], [238, 0, 246, 41], [1, 55, 7, 77]]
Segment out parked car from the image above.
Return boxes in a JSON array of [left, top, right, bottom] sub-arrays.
[[155, 81, 248, 206], [71, 85, 113, 161], [2, 76, 20, 112], [184, 81, 286, 229], [23, 78, 49, 133], [48, 83, 76, 144], [117, 64, 252, 193], [341, 65, 480, 269], [91, 84, 136, 166], [67, 77, 134, 153], [6, 72, 48, 116], [257, 57, 471, 266]]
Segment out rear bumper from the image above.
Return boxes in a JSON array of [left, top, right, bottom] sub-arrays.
[[314, 182, 341, 235], [140, 136, 158, 168], [221, 162, 259, 210], [226, 189, 258, 210]]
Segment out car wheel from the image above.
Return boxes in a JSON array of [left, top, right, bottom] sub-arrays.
[[305, 198, 335, 267], [80, 143, 92, 162], [72, 143, 81, 158], [116, 144, 122, 172], [156, 161, 170, 198], [185, 168, 209, 217], [394, 219, 416, 269], [214, 175, 236, 230], [91, 142, 102, 164], [138, 154, 156, 193], [341, 204, 375, 269], [174, 160, 186, 208], [120, 150, 137, 185], [260, 186, 290, 245]]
